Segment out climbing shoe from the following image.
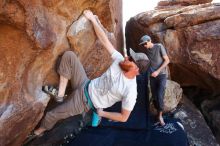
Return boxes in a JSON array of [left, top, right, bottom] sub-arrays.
[[42, 85, 65, 102]]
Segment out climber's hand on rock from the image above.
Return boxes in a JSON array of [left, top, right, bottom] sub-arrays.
[[84, 10, 95, 21]]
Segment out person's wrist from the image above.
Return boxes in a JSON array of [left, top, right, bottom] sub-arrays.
[[98, 110, 104, 117], [90, 17, 96, 23]]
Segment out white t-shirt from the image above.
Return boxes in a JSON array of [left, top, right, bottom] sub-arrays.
[[88, 50, 137, 111]]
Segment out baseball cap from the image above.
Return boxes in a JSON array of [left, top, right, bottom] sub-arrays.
[[129, 48, 149, 74], [139, 35, 151, 45], [129, 48, 149, 62]]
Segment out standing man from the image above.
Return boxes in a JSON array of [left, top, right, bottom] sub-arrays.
[[32, 10, 141, 137], [139, 35, 170, 126]]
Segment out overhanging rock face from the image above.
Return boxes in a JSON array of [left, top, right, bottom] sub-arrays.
[[0, 0, 122, 145]]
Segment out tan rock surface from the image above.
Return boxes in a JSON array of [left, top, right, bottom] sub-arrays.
[[164, 4, 220, 28], [150, 80, 183, 113], [0, 0, 122, 145], [67, 15, 113, 78], [158, 0, 212, 7], [164, 80, 183, 112]]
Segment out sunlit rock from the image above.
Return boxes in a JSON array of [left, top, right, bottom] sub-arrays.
[[0, 0, 122, 145]]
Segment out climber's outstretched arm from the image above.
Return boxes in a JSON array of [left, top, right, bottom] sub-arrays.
[[84, 10, 115, 55]]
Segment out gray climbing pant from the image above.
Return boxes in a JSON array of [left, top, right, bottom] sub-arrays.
[[41, 51, 90, 130]]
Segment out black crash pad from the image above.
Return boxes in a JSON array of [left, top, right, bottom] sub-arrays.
[[67, 118, 188, 146], [66, 73, 188, 146]]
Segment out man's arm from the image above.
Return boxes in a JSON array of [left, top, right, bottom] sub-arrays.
[[84, 10, 115, 55], [151, 55, 170, 77], [97, 108, 131, 122]]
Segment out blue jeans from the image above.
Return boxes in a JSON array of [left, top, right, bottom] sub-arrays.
[[150, 74, 167, 111]]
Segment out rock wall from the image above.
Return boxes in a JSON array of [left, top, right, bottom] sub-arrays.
[[125, 1, 220, 94], [0, 0, 122, 145], [174, 96, 219, 146], [157, 0, 212, 8]]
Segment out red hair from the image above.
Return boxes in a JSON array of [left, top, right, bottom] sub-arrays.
[[119, 60, 133, 72]]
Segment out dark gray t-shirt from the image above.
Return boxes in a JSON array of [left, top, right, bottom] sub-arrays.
[[144, 43, 168, 75]]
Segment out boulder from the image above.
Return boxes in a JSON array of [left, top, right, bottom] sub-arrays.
[[157, 0, 212, 7], [125, 3, 220, 94], [150, 80, 183, 113], [164, 80, 183, 112], [164, 4, 220, 28], [174, 97, 219, 146], [0, 0, 122, 145]]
